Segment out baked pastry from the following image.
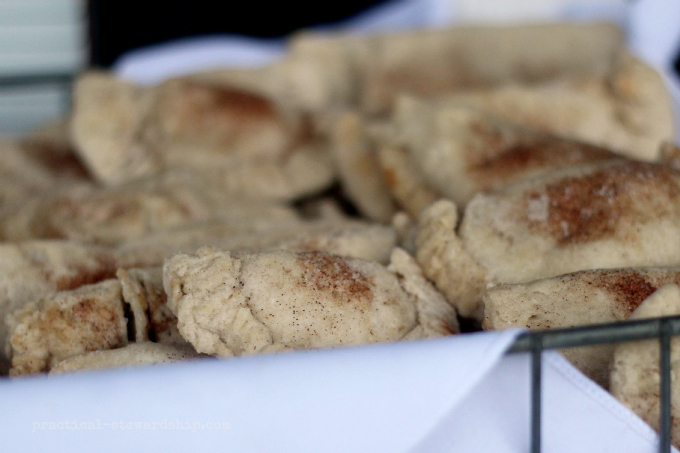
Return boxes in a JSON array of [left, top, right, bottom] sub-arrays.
[[70, 72, 335, 200], [376, 140, 442, 218], [7, 279, 129, 376], [49, 342, 202, 374], [610, 284, 680, 448], [0, 172, 301, 246], [416, 200, 489, 319], [291, 22, 623, 116], [461, 159, 680, 280], [115, 217, 397, 267], [0, 137, 91, 209], [117, 267, 187, 346], [435, 51, 674, 161], [162, 247, 458, 356], [329, 111, 395, 222], [0, 240, 123, 369], [2, 21, 675, 385], [483, 267, 680, 387], [417, 160, 680, 319], [389, 96, 619, 208]]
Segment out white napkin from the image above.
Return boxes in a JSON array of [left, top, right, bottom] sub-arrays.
[[1, 330, 517, 452], [2, 330, 675, 452], [113, 36, 287, 86], [414, 350, 678, 452]]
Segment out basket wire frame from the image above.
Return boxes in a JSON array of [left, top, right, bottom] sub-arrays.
[[0, 73, 75, 124], [508, 315, 680, 453]]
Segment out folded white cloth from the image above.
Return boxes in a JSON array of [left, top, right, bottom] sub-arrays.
[[114, 36, 287, 85], [1, 331, 517, 452], [1, 330, 675, 452], [414, 348, 678, 452]]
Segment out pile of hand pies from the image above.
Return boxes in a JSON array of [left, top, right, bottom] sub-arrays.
[[2, 22, 679, 444]]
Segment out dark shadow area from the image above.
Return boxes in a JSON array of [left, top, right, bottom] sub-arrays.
[[88, 0, 388, 67], [457, 316, 483, 334]]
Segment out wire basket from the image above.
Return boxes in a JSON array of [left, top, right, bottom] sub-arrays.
[[509, 315, 680, 453]]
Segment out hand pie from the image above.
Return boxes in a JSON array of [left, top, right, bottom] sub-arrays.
[[115, 217, 397, 267], [49, 342, 202, 374], [291, 22, 623, 116], [390, 96, 619, 208], [70, 72, 334, 200], [460, 160, 680, 284], [417, 160, 680, 319], [0, 172, 301, 246], [435, 51, 674, 161], [7, 280, 129, 376], [329, 111, 395, 222], [610, 284, 680, 448], [0, 241, 121, 368], [162, 247, 458, 357], [483, 268, 680, 387]]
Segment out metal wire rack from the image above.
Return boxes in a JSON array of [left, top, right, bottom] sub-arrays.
[[508, 315, 680, 453], [0, 72, 75, 136], [0, 73, 74, 88]]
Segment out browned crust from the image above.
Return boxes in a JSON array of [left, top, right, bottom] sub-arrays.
[[464, 120, 617, 192], [579, 269, 680, 317], [18, 139, 91, 180], [467, 140, 615, 189], [296, 252, 374, 304], [144, 284, 179, 343], [521, 161, 680, 245], [152, 80, 284, 146]]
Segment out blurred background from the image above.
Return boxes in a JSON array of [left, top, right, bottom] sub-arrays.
[[1, 0, 677, 137]]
